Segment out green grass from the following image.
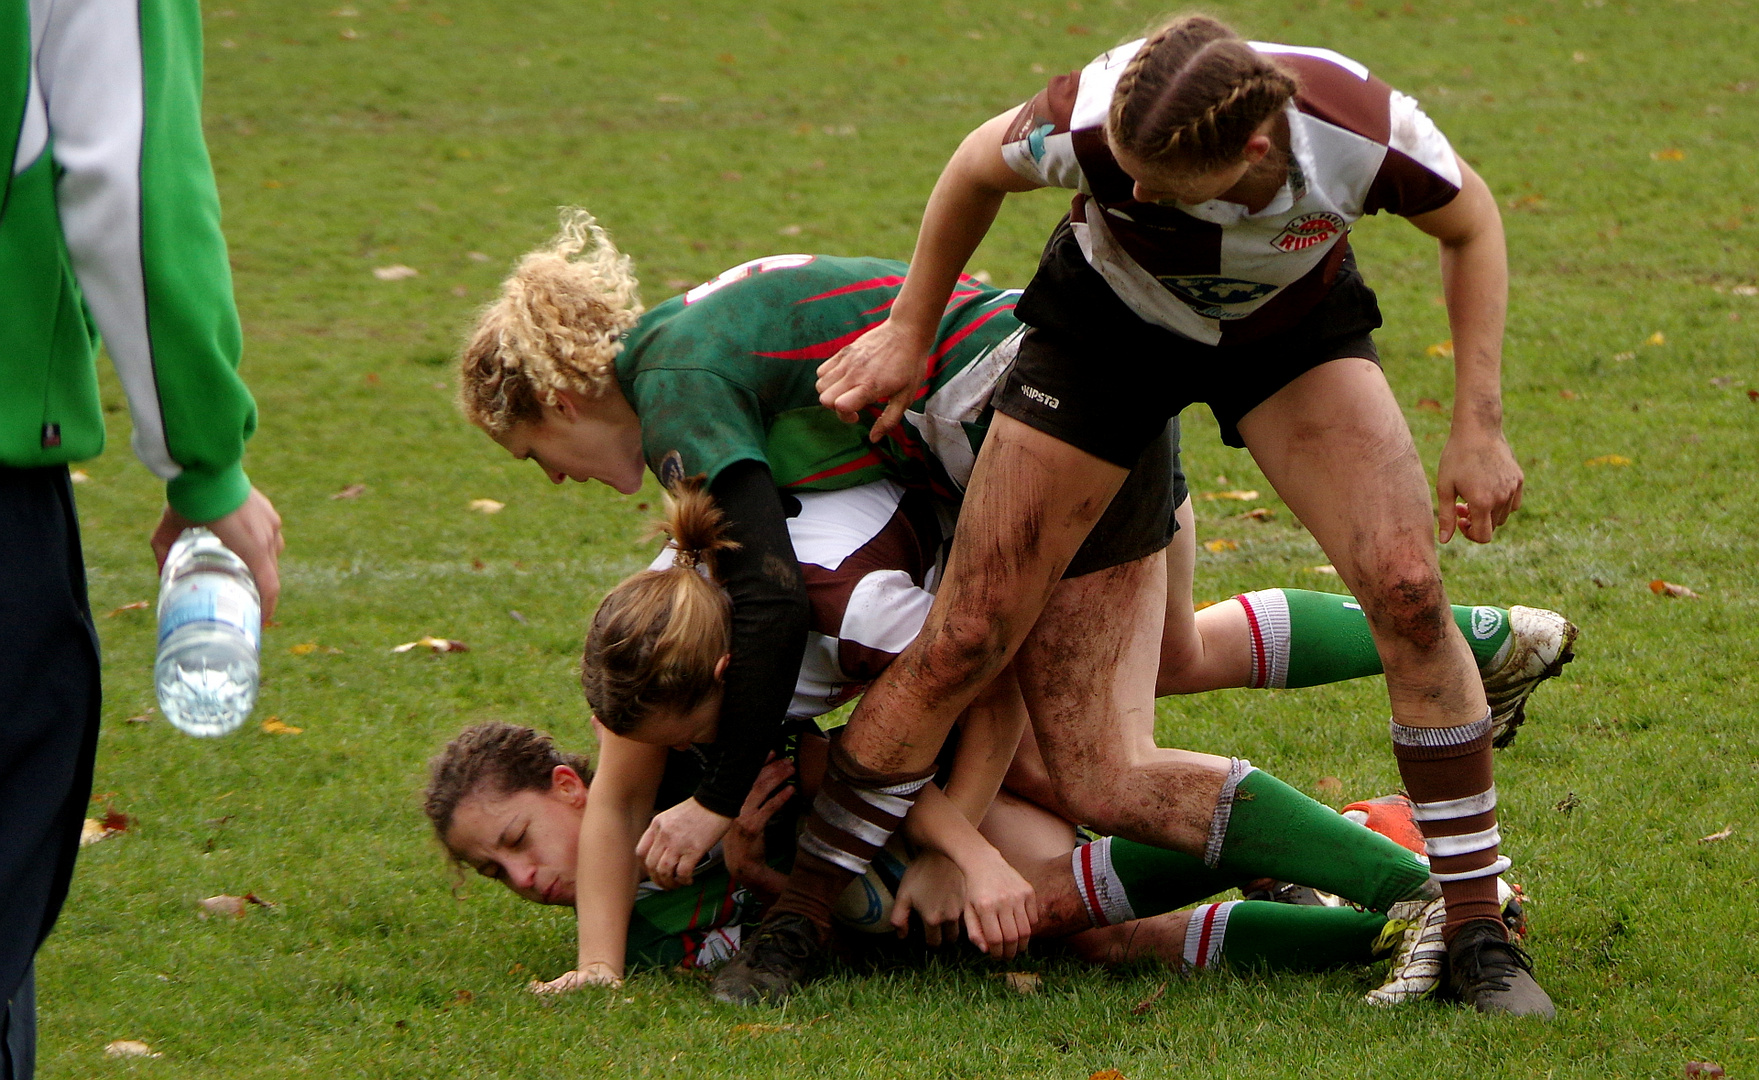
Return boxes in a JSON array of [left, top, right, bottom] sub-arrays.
[[40, 0, 1759, 1075]]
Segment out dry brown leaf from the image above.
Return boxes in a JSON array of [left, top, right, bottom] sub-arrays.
[[261, 717, 303, 735], [1684, 1062, 1726, 1078], [468, 498, 505, 514], [1235, 507, 1275, 522], [778, 224, 803, 236], [1559, 389, 1578, 400], [198, 895, 248, 919], [1585, 454, 1632, 466], [1130, 981, 1167, 1015], [1203, 538, 1239, 553], [373, 264, 419, 281], [1748, 389, 1758, 402], [1308, 564, 1338, 576], [1697, 825, 1734, 844], [125, 708, 157, 724], [1649, 580, 1701, 599], [1200, 489, 1259, 502], [70, 468, 91, 483], [1650, 148, 1685, 161], [1415, 397, 1444, 414], [290, 643, 319, 656], [1090, 1071, 1128, 1080], [1316, 776, 1345, 796], [330, 483, 367, 500], [393, 636, 470, 653], [104, 1040, 161, 1058], [997, 971, 1041, 994], [1425, 340, 1454, 358], [105, 600, 150, 618], [1645, 331, 1667, 345], [81, 811, 131, 846]]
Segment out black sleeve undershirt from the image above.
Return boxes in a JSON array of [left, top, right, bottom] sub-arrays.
[[692, 460, 811, 818]]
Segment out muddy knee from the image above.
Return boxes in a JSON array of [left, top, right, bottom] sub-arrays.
[[1360, 573, 1452, 654]]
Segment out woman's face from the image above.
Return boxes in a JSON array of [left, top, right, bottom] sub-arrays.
[[1113, 145, 1256, 206], [445, 766, 586, 906], [491, 390, 646, 495], [625, 692, 722, 751]]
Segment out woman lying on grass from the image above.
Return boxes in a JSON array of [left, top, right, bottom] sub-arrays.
[[456, 212, 1577, 924], [424, 477, 1525, 1003]]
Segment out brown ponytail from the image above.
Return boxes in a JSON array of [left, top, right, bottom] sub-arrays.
[[424, 721, 595, 856], [581, 475, 741, 736], [1107, 14, 1298, 174]]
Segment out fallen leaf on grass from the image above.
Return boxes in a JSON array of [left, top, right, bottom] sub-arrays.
[[1415, 397, 1444, 413], [393, 636, 470, 653], [1585, 454, 1632, 466], [372, 264, 420, 281], [995, 971, 1042, 994], [104, 1040, 161, 1058], [330, 483, 367, 500], [1203, 538, 1238, 553], [1698, 825, 1734, 844], [1425, 340, 1453, 358], [1559, 389, 1578, 400], [1090, 1071, 1128, 1080], [197, 893, 274, 919], [508, 610, 528, 623], [105, 600, 150, 617], [1734, 285, 1759, 297], [1130, 981, 1167, 1015], [261, 717, 303, 735], [1645, 331, 1666, 346], [1234, 507, 1275, 522], [1308, 564, 1338, 575], [70, 468, 91, 483], [1684, 1062, 1725, 1078], [81, 810, 130, 846], [1316, 776, 1344, 796], [444, 989, 474, 1008], [1650, 148, 1685, 161], [1749, 389, 1759, 402], [290, 643, 318, 656], [1650, 580, 1701, 599], [125, 708, 157, 724], [468, 498, 505, 514], [1200, 489, 1259, 502]]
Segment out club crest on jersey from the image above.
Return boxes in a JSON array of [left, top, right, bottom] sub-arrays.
[[657, 450, 687, 491], [1470, 606, 1505, 640], [1270, 212, 1346, 253], [1156, 275, 1278, 313]]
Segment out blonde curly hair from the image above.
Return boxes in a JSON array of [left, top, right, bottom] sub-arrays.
[[458, 208, 645, 435]]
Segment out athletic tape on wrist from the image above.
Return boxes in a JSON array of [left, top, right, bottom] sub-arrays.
[[1203, 758, 1256, 869]]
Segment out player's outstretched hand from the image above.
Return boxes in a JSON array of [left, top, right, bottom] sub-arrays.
[[1436, 428, 1523, 544], [723, 756, 796, 899], [636, 796, 733, 890], [816, 317, 934, 443], [891, 849, 967, 947], [956, 846, 1037, 960], [152, 486, 285, 619], [528, 963, 623, 994]]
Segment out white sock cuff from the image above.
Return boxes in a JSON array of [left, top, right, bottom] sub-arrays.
[[1070, 838, 1137, 928], [1430, 854, 1512, 882], [1424, 824, 1502, 859], [1389, 708, 1493, 748], [1182, 901, 1237, 969], [1411, 786, 1498, 822], [1203, 758, 1257, 868], [1235, 590, 1292, 689]]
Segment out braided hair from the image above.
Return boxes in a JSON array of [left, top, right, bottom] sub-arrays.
[[1107, 14, 1298, 174], [581, 475, 740, 736], [457, 208, 644, 435]]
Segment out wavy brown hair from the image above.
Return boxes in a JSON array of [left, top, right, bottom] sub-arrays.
[[582, 476, 741, 737], [1107, 14, 1298, 174], [457, 208, 644, 436], [424, 721, 595, 858]]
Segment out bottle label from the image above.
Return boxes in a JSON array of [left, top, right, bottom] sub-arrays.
[[158, 574, 262, 651]]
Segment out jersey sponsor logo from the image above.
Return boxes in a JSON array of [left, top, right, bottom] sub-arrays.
[[1153, 277, 1280, 311], [1270, 211, 1346, 253], [1470, 606, 1505, 641], [1018, 384, 1060, 409]]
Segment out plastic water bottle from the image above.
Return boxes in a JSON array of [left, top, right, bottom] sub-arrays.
[[154, 528, 261, 737]]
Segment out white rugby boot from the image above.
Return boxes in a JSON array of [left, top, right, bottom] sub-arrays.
[[1482, 606, 1579, 748]]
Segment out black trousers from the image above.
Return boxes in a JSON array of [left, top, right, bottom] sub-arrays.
[[0, 468, 102, 1080]]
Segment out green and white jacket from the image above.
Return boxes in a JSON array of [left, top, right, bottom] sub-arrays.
[[2, 0, 253, 521]]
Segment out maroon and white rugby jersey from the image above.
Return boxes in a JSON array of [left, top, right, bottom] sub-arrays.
[[1000, 40, 1462, 345], [648, 480, 941, 720]]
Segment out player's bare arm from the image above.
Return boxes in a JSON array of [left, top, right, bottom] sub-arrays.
[[816, 109, 1043, 440], [1408, 156, 1522, 545]]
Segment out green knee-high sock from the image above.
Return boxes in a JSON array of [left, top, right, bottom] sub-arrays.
[[1210, 767, 1431, 912], [1241, 588, 1512, 688], [1185, 901, 1389, 972], [1084, 837, 1249, 923]]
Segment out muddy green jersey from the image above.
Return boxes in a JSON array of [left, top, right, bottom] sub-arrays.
[[615, 254, 1023, 496]]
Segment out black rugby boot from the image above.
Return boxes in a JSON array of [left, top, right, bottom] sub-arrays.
[[1444, 918, 1556, 1018], [709, 912, 825, 1005]]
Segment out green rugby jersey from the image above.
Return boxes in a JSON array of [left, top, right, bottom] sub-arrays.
[[615, 254, 1023, 497]]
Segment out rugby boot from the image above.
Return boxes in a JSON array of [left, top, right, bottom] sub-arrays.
[[1483, 606, 1579, 748], [1242, 879, 1340, 907], [709, 911, 824, 1005], [1443, 918, 1556, 1018], [1365, 896, 1446, 1005]]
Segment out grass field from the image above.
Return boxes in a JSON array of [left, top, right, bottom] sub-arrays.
[[38, 0, 1759, 1075]]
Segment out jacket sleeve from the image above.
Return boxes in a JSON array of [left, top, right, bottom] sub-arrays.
[[692, 461, 812, 818], [39, 0, 253, 521]]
